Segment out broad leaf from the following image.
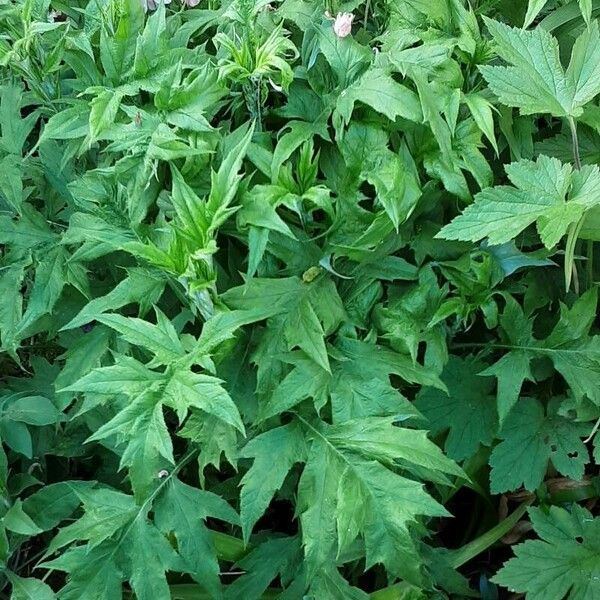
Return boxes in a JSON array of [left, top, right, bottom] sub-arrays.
[[493, 505, 600, 599]]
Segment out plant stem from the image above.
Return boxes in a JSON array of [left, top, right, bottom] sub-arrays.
[[570, 117, 595, 288], [448, 500, 533, 568], [587, 238, 594, 287], [567, 116, 587, 291], [363, 0, 371, 29], [568, 116, 582, 170]]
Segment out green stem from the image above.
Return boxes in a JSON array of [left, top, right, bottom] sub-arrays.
[[587, 239, 594, 288], [565, 216, 585, 293], [448, 500, 532, 569], [569, 116, 582, 170], [567, 116, 587, 292]]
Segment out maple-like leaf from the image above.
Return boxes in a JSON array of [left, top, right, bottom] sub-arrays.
[[415, 356, 498, 461], [493, 505, 600, 599], [438, 156, 600, 248], [489, 397, 588, 494], [481, 289, 600, 419], [481, 18, 600, 118]]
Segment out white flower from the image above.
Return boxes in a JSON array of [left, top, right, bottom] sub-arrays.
[[183, 0, 201, 6], [333, 12, 354, 38]]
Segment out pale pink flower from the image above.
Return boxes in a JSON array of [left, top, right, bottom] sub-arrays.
[[333, 12, 354, 38]]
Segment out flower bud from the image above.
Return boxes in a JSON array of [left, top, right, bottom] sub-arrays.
[[333, 12, 354, 38]]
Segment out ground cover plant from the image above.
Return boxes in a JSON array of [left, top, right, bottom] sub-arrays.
[[3, 0, 600, 597]]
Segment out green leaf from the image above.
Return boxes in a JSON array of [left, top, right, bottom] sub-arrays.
[[297, 417, 454, 585], [0, 208, 55, 248], [206, 123, 255, 233], [479, 295, 534, 422], [463, 93, 498, 154], [481, 351, 532, 424], [270, 120, 329, 181], [96, 310, 185, 364], [179, 413, 238, 484], [134, 1, 167, 77], [89, 89, 124, 143], [579, 0, 592, 25], [286, 297, 330, 371], [261, 338, 442, 422], [239, 422, 307, 541], [155, 478, 238, 598], [480, 18, 600, 117], [7, 572, 56, 600], [415, 356, 498, 461], [54, 327, 112, 408], [42, 545, 122, 600], [0, 261, 26, 357], [297, 437, 343, 578], [335, 68, 423, 127], [309, 566, 369, 599], [1, 421, 32, 458], [489, 398, 588, 493], [0, 154, 23, 213], [523, 0, 549, 28], [99, 0, 144, 85], [89, 394, 174, 498], [224, 537, 301, 600], [4, 396, 61, 426], [63, 213, 134, 249], [22, 481, 94, 531], [566, 18, 600, 109], [128, 516, 181, 600], [41, 105, 90, 141], [222, 276, 345, 372], [328, 338, 428, 423], [170, 166, 211, 246], [482, 288, 600, 409], [492, 505, 600, 599], [238, 186, 296, 243], [438, 156, 600, 248], [4, 499, 43, 535], [163, 369, 245, 432], [45, 485, 180, 599], [63, 355, 163, 397], [47, 487, 137, 554], [63, 269, 165, 330], [17, 246, 66, 336], [316, 24, 372, 88], [0, 84, 38, 155], [366, 149, 422, 230]]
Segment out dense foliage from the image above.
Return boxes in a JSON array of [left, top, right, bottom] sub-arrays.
[[2, 0, 600, 597]]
